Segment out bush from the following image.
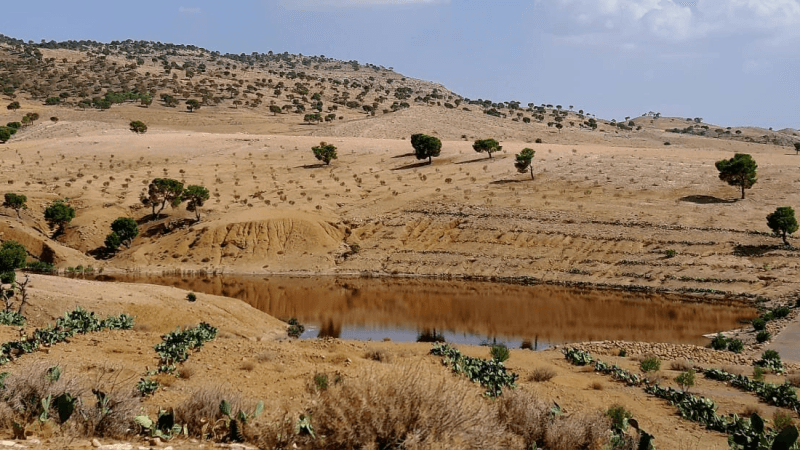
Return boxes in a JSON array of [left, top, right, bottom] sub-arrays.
[[287, 317, 304, 338], [753, 366, 766, 381], [640, 357, 661, 373], [606, 404, 632, 430], [675, 369, 696, 392], [752, 317, 766, 331], [773, 410, 795, 432], [186, 292, 197, 302], [727, 339, 744, 353], [535, 138, 542, 144], [756, 330, 771, 343], [528, 367, 556, 382], [710, 333, 728, 350], [431, 343, 518, 397], [490, 344, 510, 362]]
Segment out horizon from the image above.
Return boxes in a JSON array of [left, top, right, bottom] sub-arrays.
[[2, 0, 798, 130]]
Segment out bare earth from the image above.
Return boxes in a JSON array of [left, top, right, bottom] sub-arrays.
[[0, 99, 799, 449]]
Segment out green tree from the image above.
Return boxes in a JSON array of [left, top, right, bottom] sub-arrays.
[[104, 232, 122, 253], [0, 241, 26, 285], [184, 185, 210, 222], [312, 142, 338, 165], [3, 193, 27, 218], [514, 148, 535, 180], [767, 206, 798, 245], [129, 120, 147, 134], [715, 153, 757, 199], [472, 138, 502, 159], [140, 95, 153, 107], [44, 199, 75, 235], [0, 128, 10, 144], [45, 97, 60, 105], [185, 99, 201, 112], [142, 178, 184, 219], [269, 105, 281, 115], [6, 102, 20, 111], [410, 133, 442, 164], [110, 217, 139, 248], [794, 143, 800, 155]]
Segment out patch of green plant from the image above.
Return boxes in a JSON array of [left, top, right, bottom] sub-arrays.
[[756, 350, 784, 374], [606, 404, 632, 430], [0, 310, 25, 326], [287, 317, 304, 338], [640, 357, 661, 373], [218, 399, 264, 442], [756, 330, 771, 344], [153, 322, 218, 374], [490, 344, 510, 362], [711, 333, 728, 351], [430, 343, 518, 397], [676, 369, 696, 392], [186, 292, 197, 302], [23, 261, 55, 274], [137, 378, 159, 397], [728, 339, 744, 353], [135, 409, 185, 440]]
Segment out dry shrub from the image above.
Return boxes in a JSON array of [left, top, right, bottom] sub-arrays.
[[364, 348, 392, 363], [528, 367, 556, 383], [787, 374, 800, 388], [722, 365, 745, 376], [178, 364, 196, 380], [0, 362, 139, 439], [590, 381, 604, 391], [741, 405, 762, 418], [256, 351, 277, 363], [544, 411, 610, 450], [240, 361, 256, 371], [175, 386, 247, 439], [300, 363, 519, 449], [669, 359, 693, 372], [497, 389, 551, 448]]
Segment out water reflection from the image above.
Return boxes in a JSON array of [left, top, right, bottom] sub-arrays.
[[92, 274, 755, 346]]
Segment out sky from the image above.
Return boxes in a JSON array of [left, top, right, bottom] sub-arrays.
[[1, 0, 799, 129]]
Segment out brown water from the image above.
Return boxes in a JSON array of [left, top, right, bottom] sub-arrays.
[[92, 274, 755, 348]]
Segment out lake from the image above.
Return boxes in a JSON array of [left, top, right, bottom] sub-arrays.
[[91, 274, 755, 348]]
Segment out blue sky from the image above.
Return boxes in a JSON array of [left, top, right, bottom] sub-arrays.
[[2, 0, 799, 129]]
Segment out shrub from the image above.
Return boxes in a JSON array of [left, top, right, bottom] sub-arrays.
[[756, 330, 771, 343], [528, 367, 556, 382], [670, 359, 693, 371], [727, 339, 744, 353], [129, 121, 148, 134], [753, 366, 766, 381], [675, 369, 696, 392], [313, 372, 329, 391], [710, 333, 728, 350], [606, 404, 632, 430], [664, 249, 677, 258], [773, 411, 795, 432], [535, 138, 542, 144], [186, 292, 197, 302], [364, 348, 391, 363], [752, 317, 767, 331], [640, 357, 661, 373], [136, 378, 159, 397], [490, 344, 510, 362], [287, 318, 304, 338]]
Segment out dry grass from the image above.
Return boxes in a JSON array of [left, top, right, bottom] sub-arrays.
[[256, 351, 278, 363], [670, 359, 693, 371], [240, 360, 256, 371], [741, 405, 762, 418], [528, 367, 556, 383], [364, 348, 393, 363], [590, 381, 604, 391], [787, 374, 800, 388], [178, 364, 197, 380], [544, 411, 610, 450], [722, 365, 745, 376], [175, 386, 248, 440]]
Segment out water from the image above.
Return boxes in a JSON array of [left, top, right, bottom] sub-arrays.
[[91, 274, 755, 347]]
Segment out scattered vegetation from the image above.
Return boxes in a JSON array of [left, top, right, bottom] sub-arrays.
[[430, 343, 517, 397]]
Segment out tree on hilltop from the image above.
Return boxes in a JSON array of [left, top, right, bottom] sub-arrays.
[[184, 185, 210, 222], [473, 138, 502, 159], [767, 207, 798, 245], [514, 148, 536, 180], [3, 193, 26, 218], [715, 153, 757, 200], [312, 142, 338, 166], [410, 134, 441, 165], [142, 178, 184, 219]]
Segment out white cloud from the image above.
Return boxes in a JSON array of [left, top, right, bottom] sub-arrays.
[[178, 6, 202, 14], [549, 0, 800, 42], [281, 0, 448, 9]]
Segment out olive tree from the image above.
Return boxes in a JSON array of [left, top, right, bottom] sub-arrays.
[[3, 193, 26, 218], [108, 217, 139, 249], [514, 148, 535, 180], [184, 185, 210, 222], [44, 199, 75, 236], [0, 240, 31, 316], [185, 99, 201, 112], [473, 138, 502, 159], [129, 120, 147, 134], [312, 142, 338, 165], [410, 134, 442, 164], [767, 207, 798, 245], [715, 153, 757, 199], [142, 178, 184, 219], [6, 102, 20, 111]]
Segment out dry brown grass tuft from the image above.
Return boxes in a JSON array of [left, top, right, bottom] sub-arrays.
[[240, 361, 256, 371], [670, 359, 693, 371], [723, 365, 745, 376], [543, 411, 610, 450], [741, 405, 762, 418], [256, 351, 278, 364], [364, 348, 393, 363], [496, 389, 551, 448], [787, 374, 800, 388], [528, 367, 556, 383], [175, 386, 247, 439], [298, 363, 519, 449], [178, 364, 197, 380], [590, 381, 604, 391]]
